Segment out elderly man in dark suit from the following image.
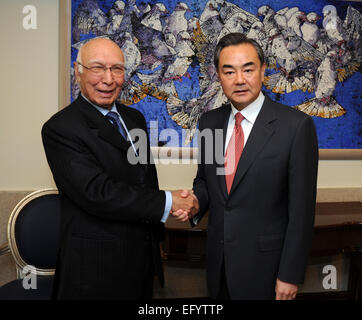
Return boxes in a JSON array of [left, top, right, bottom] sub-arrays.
[[177, 33, 318, 300], [42, 38, 197, 299]]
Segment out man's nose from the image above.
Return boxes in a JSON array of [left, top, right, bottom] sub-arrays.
[[102, 68, 114, 84], [234, 71, 245, 84]]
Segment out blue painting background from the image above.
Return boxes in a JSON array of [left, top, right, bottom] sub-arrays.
[[70, 0, 361, 149]]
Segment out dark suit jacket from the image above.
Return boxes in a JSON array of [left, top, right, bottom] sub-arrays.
[[42, 95, 165, 299], [193, 95, 319, 299]]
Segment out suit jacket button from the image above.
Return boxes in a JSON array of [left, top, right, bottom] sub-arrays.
[[220, 240, 224, 244]]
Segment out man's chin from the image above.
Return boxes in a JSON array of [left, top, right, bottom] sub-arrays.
[[231, 100, 248, 110], [94, 97, 117, 109], [231, 96, 257, 110]]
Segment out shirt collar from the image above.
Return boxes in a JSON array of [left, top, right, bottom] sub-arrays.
[[81, 94, 118, 116], [230, 91, 265, 124]]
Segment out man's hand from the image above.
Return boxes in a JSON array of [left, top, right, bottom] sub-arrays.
[[171, 190, 199, 222], [275, 278, 298, 300]]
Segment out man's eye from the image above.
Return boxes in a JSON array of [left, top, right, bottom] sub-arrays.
[[112, 66, 124, 72], [91, 66, 104, 72]]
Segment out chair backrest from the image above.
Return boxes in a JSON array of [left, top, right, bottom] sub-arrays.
[[7, 189, 60, 276]]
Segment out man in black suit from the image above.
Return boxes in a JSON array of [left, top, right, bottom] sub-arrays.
[[179, 33, 318, 300], [42, 38, 197, 299]]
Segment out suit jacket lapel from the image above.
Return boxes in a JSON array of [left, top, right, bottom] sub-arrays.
[[76, 96, 131, 152], [215, 103, 232, 199], [116, 104, 139, 143], [228, 96, 277, 196]]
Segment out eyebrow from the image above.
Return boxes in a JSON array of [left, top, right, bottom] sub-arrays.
[[221, 61, 256, 69]]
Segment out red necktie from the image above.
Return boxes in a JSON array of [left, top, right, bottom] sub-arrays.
[[225, 112, 244, 194]]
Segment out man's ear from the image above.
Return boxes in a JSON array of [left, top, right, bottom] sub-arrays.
[[261, 63, 266, 82], [74, 61, 81, 83]]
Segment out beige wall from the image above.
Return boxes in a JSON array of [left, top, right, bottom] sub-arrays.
[[0, 0, 361, 193], [0, 0, 58, 191], [318, 160, 362, 188]]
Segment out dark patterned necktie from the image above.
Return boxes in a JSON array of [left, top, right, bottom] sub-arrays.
[[225, 112, 244, 194], [106, 111, 127, 139]]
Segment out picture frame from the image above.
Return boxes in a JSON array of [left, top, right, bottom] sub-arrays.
[[59, 0, 361, 160]]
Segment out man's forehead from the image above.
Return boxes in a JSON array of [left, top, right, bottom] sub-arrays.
[[82, 39, 123, 59], [84, 38, 118, 49], [219, 44, 261, 65]]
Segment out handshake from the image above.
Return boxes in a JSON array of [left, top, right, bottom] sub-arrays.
[[170, 190, 199, 222]]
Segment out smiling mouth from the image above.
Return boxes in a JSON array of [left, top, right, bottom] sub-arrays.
[[234, 89, 249, 94], [97, 89, 114, 96]]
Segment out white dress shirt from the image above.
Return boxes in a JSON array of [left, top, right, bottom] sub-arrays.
[[224, 91, 265, 153]]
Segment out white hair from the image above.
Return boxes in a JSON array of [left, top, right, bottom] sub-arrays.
[[76, 46, 83, 73]]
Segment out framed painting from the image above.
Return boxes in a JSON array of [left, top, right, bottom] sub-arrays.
[[59, 0, 362, 159]]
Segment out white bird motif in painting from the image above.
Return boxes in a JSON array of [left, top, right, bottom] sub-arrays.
[[200, 0, 220, 23], [301, 12, 321, 46], [287, 9, 306, 38], [295, 51, 345, 118], [106, 1, 125, 34], [141, 3, 168, 32], [323, 5, 345, 44], [163, 2, 190, 39], [164, 31, 194, 81], [269, 28, 297, 74], [216, 11, 247, 42]]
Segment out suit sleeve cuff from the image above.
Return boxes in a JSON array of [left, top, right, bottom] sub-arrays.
[[161, 191, 172, 223]]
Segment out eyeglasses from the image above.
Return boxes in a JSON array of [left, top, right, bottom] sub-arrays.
[[77, 62, 125, 77]]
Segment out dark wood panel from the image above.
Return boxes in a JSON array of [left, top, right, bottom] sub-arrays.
[[164, 202, 362, 259], [162, 201, 362, 299]]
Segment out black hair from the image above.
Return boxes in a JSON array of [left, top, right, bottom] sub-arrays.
[[214, 33, 265, 69]]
